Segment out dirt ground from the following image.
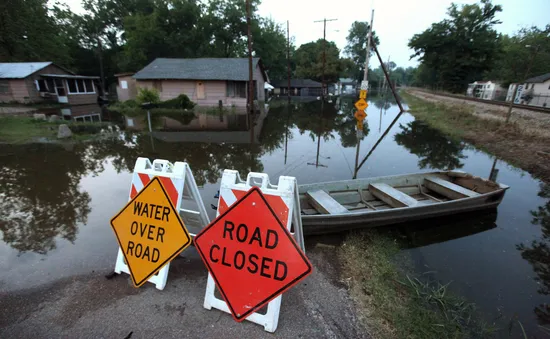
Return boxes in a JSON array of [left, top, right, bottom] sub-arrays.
[[406, 90, 550, 183], [0, 240, 367, 339]]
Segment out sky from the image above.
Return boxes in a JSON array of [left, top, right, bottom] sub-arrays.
[[64, 0, 549, 68]]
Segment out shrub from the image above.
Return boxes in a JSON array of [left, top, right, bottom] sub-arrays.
[[137, 88, 160, 105], [159, 94, 195, 109]]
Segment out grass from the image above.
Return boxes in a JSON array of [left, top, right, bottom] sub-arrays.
[[340, 231, 494, 339], [401, 90, 550, 183], [0, 116, 111, 143]]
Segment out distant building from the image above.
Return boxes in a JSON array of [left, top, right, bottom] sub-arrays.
[[127, 58, 268, 108], [0, 62, 100, 105], [336, 78, 356, 95], [466, 81, 505, 101], [271, 79, 322, 97], [519, 73, 550, 107]]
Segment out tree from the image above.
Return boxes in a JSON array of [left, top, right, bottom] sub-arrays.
[[485, 25, 550, 86], [408, 0, 502, 92], [344, 21, 380, 81], [252, 18, 292, 81], [0, 0, 70, 64], [295, 40, 342, 84]]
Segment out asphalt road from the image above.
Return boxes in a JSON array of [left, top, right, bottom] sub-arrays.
[[0, 242, 365, 338]]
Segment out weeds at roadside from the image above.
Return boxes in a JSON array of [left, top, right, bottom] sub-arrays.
[[340, 230, 495, 339]]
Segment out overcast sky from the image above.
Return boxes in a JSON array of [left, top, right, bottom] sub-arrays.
[[64, 0, 549, 68]]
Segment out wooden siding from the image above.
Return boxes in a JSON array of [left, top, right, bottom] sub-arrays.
[[26, 64, 71, 102], [116, 76, 137, 101], [254, 63, 265, 101], [67, 93, 98, 105], [0, 80, 29, 103]]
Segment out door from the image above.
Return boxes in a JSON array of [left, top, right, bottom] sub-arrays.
[[196, 81, 205, 99], [55, 79, 68, 103]]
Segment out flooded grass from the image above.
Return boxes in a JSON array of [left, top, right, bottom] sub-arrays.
[[0, 116, 111, 143], [340, 231, 494, 339], [402, 91, 550, 183]]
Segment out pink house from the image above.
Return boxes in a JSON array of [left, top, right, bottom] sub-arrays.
[[125, 58, 268, 107]]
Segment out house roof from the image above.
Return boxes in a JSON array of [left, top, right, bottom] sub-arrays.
[[41, 74, 100, 80], [271, 79, 322, 88], [133, 58, 267, 81], [525, 73, 550, 83], [0, 62, 53, 78], [339, 78, 356, 84]]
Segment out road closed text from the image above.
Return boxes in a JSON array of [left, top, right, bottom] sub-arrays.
[[208, 221, 288, 281], [125, 201, 170, 263]]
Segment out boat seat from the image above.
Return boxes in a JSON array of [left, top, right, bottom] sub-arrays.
[[368, 183, 418, 208], [306, 190, 349, 215], [424, 176, 480, 200]]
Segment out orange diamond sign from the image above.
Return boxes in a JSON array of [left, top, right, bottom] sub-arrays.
[[354, 110, 367, 121], [354, 98, 368, 110], [110, 177, 192, 287]]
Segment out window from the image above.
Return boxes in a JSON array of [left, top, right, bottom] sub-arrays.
[[0, 80, 8, 94], [153, 80, 162, 92], [227, 81, 246, 98], [66, 78, 95, 94], [120, 80, 128, 89], [46, 79, 56, 93], [84, 79, 94, 92], [35, 79, 48, 92]]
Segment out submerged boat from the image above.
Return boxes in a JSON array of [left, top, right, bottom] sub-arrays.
[[299, 171, 509, 235]]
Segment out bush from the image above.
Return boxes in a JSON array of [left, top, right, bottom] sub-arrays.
[[159, 94, 195, 110], [137, 88, 160, 105]]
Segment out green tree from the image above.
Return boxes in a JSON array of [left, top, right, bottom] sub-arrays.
[[485, 25, 550, 86], [344, 21, 380, 81], [252, 18, 293, 81], [295, 40, 342, 84], [408, 0, 502, 92], [0, 0, 70, 64]]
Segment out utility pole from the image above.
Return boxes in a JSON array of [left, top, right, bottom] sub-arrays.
[[287, 20, 291, 101], [246, 0, 254, 123], [363, 10, 374, 82], [506, 44, 539, 122], [314, 18, 337, 99]]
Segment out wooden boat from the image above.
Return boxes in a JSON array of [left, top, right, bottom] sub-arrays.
[[299, 171, 509, 235]]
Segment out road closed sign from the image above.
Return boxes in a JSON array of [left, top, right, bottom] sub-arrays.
[[110, 176, 192, 287], [194, 186, 312, 322]]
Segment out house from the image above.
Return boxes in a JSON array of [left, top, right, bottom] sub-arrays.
[[128, 58, 268, 108], [115, 73, 137, 102], [520, 73, 550, 107], [271, 79, 322, 97], [0, 62, 100, 105], [466, 80, 505, 100], [336, 78, 356, 95]]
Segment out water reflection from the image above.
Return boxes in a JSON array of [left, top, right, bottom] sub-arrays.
[[394, 120, 466, 170], [517, 183, 550, 325], [0, 144, 92, 253]]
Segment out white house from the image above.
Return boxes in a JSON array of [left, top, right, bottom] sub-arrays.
[[336, 78, 356, 95], [466, 81, 505, 100], [521, 73, 550, 107]]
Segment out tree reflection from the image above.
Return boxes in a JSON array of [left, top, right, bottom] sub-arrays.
[[394, 120, 466, 170], [0, 144, 93, 254], [517, 183, 550, 325]]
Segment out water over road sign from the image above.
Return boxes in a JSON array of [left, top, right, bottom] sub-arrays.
[[354, 98, 368, 110], [354, 110, 367, 121], [110, 176, 192, 287], [194, 186, 312, 322]]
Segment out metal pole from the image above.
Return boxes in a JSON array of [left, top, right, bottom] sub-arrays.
[[322, 18, 326, 99], [372, 41, 404, 112], [147, 110, 152, 132], [363, 10, 374, 81], [506, 45, 538, 122]]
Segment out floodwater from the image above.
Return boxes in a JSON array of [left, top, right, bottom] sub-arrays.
[[1, 95, 549, 337]]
